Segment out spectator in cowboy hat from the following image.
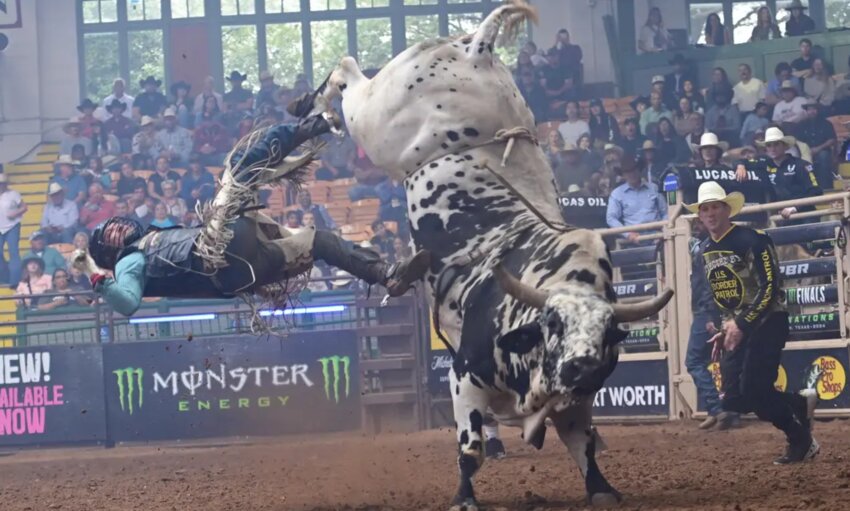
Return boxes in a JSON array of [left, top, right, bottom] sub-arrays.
[[41, 183, 79, 244], [794, 100, 837, 188], [76, 98, 100, 138], [102, 78, 134, 119], [15, 255, 52, 309], [23, 231, 66, 277], [50, 155, 87, 207], [695, 132, 728, 168], [0, 173, 27, 286], [155, 107, 192, 166], [59, 117, 92, 157], [256, 70, 279, 109], [756, 126, 822, 218], [553, 141, 593, 192], [134, 76, 168, 118], [740, 101, 771, 147], [606, 157, 667, 244], [169, 81, 193, 128], [615, 118, 647, 161], [103, 99, 138, 153], [773, 80, 808, 126], [132, 115, 163, 168], [224, 70, 254, 111], [785, 0, 815, 37], [650, 74, 675, 110], [193, 76, 223, 115], [766, 62, 802, 106]]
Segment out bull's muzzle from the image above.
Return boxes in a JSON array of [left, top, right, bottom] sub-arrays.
[[559, 356, 606, 393]]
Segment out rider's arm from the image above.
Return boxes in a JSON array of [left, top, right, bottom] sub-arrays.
[[96, 252, 145, 317]]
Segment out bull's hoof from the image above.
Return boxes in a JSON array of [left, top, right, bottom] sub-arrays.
[[589, 491, 622, 508], [449, 498, 479, 511]]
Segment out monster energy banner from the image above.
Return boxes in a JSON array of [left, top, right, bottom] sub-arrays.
[[558, 195, 608, 229], [785, 284, 838, 305], [593, 358, 669, 417], [789, 312, 841, 341], [103, 332, 360, 442]]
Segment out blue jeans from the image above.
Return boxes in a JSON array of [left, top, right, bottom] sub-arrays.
[[348, 183, 379, 201], [685, 311, 722, 416], [0, 223, 22, 285]]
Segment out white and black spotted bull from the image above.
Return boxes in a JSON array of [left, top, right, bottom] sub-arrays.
[[314, 1, 674, 508]]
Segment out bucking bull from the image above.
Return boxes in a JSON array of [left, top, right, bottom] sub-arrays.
[[309, 1, 674, 508]]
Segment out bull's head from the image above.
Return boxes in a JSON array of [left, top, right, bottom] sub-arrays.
[[494, 265, 673, 395]]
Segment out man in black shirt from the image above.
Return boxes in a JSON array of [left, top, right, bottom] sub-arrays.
[[541, 49, 577, 118], [686, 181, 819, 464], [615, 118, 645, 160], [791, 39, 814, 74], [755, 127, 822, 218], [134, 76, 168, 118], [794, 101, 837, 189], [785, 1, 815, 37], [224, 70, 254, 112]]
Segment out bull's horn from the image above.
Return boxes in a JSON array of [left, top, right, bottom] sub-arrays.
[[493, 264, 548, 309], [612, 288, 675, 323]]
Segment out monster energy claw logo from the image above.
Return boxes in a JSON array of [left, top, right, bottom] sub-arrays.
[[317, 356, 350, 403], [113, 367, 144, 414]]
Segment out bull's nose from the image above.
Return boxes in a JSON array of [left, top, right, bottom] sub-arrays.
[[559, 356, 601, 387]]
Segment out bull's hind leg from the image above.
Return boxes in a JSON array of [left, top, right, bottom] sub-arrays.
[[449, 369, 489, 511], [552, 398, 622, 508]]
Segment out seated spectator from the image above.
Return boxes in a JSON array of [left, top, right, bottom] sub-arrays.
[[803, 58, 836, 111], [615, 118, 646, 160], [695, 132, 728, 168], [284, 210, 305, 234], [588, 98, 619, 146], [81, 156, 111, 190], [69, 264, 92, 291], [541, 49, 576, 118], [650, 75, 676, 111], [767, 62, 802, 105], [148, 156, 182, 201], [733, 64, 766, 118], [349, 147, 387, 202], [183, 210, 201, 227], [296, 190, 336, 231], [704, 67, 733, 109], [665, 54, 697, 98], [193, 76, 223, 115], [757, 127, 822, 218], [256, 70, 279, 110], [675, 97, 702, 137], [703, 13, 731, 47], [16, 256, 51, 308], [50, 156, 87, 207], [116, 162, 146, 198], [193, 117, 231, 167], [630, 95, 649, 117], [679, 79, 705, 113], [773, 80, 808, 126], [66, 232, 89, 267], [103, 99, 138, 153], [23, 231, 65, 277], [169, 81, 193, 129], [552, 142, 594, 192], [794, 101, 837, 188], [792, 38, 815, 75], [160, 179, 187, 219], [132, 116, 164, 166], [90, 121, 122, 160], [102, 78, 134, 118], [316, 134, 356, 181], [654, 117, 691, 169], [639, 140, 665, 184], [558, 100, 589, 145], [393, 237, 412, 264], [370, 220, 397, 257], [79, 183, 116, 231], [685, 113, 707, 159], [224, 71, 254, 112], [705, 89, 741, 146], [156, 108, 193, 166], [601, 144, 624, 182], [639, 92, 672, 138], [543, 130, 564, 169], [180, 158, 215, 210], [551, 29, 582, 90], [577, 133, 602, 171], [41, 183, 79, 244], [785, 2, 815, 37], [740, 101, 771, 147], [38, 269, 91, 311], [195, 95, 222, 127], [605, 159, 667, 244], [76, 99, 100, 138], [751, 6, 782, 41], [514, 50, 535, 80], [376, 179, 406, 225], [59, 117, 92, 157], [150, 201, 176, 229], [638, 7, 671, 54], [134, 76, 168, 118]]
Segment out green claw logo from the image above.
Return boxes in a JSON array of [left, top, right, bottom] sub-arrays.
[[113, 367, 144, 414], [317, 356, 350, 403]]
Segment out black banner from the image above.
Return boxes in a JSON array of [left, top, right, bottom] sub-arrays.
[[789, 312, 841, 341], [593, 358, 669, 416], [614, 279, 658, 299], [785, 284, 838, 305], [780, 259, 836, 279], [621, 326, 661, 353], [0, 345, 106, 446], [103, 332, 361, 442], [558, 195, 609, 229], [428, 352, 453, 396], [677, 166, 772, 205]]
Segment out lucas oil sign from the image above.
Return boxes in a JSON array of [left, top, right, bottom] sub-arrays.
[[103, 332, 360, 442]]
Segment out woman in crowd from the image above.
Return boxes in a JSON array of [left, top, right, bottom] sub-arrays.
[[543, 129, 564, 169], [149, 201, 176, 229], [513, 51, 535, 81], [654, 117, 691, 169], [703, 13, 731, 47], [160, 179, 188, 220], [588, 98, 620, 146], [638, 7, 671, 54], [195, 95, 222, 127], [170, 81, 193, 129], [90, 121, 122, 162], [680, 79, 705, 113], [685, 113, 707, 159], [66, 232, 90, 267], [750, 6, 782, 41], [180, 157, 216, 211], [82, 155, 112, 191], [37, 269, 91, 311], [577, 133, 602, 171], [285, 210, 304, 234], [16, 257, 52, 308], [705, 67, 734, 108], [675, 96, 702, 137], [193, 113, 232, 167], [804, 58, 836, 111], [116, 162, 146, 198]]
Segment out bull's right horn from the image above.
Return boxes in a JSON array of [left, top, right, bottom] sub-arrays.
[[611, 288, 675, 323], [493, 264, 548, 309]]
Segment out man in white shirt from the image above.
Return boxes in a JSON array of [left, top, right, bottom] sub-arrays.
[[41, 183, 79, 244], [102, 78, 135, 119], [155, 108, 193, 166], [0, 173, 28, 285], [557, 100, 590, 146], [732, 63, 766, 117], [772, 80, 808, 126]]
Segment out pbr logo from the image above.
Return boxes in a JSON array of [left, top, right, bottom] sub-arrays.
[[113, 367, 144, 415], [317, 356, 351, 403]]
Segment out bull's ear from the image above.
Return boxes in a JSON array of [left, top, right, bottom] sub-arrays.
[[497, 322, 543, 355], [604, 326, 629, 346]]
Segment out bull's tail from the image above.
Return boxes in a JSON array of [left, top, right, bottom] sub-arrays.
[[468, 0, 538, 62]]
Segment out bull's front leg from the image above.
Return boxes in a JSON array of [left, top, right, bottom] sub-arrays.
[[551, 397, 622, 508], [449, 368, 489, 511]]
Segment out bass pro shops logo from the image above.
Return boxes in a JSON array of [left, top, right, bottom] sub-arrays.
[[113, 367, 144, 414], [317, 356, 351, 403]]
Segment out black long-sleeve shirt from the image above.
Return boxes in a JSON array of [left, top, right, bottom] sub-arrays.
[[700, 225, 786, 334], [739, 155, 821, 207]]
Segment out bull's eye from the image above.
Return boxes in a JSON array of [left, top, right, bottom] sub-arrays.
[[546, 310, 562, 332]]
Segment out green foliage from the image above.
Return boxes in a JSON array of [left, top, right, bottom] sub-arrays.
[[357, 18, 393, 70], [222, 25, 260, 90], [128, 30, 165, 94], [267, 23, 306, 87], [83, 32, 120, 100], [405, 14, 440, 47], [311, 20, 349, 82]]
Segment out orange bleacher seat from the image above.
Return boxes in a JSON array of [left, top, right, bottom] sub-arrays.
[[536, 121, 561, 142], [207, 166, 225, 178], [828, 115, 850, 143], [383, 221, 398, 234], [50, 243, 75, 258], [134, 170, 154, 181], [327, 205, 350, 225]]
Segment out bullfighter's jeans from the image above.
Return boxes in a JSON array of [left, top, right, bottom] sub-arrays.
[[685, 311, 722, 416], [719, 312, 808, 442]]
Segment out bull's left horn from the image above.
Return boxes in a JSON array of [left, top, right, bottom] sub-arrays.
[[611, 288, 675, 323], [493, 264, 548, 309]]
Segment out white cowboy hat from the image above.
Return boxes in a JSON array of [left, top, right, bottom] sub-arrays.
[[140, 115, 155, 127], [331, 270, 353, 288], [47, 182, 64, 195], [685, 181, 745, 217], [163, 107, 177, 118], [642, 140, 656, 151], [54, 155, 80, 166], [756, 126, 796, 147], [651, 75, 665, 85], [698, 132, 729, 151]]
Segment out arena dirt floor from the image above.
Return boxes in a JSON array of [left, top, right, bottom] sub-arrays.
[[1, 420, 848, 511]]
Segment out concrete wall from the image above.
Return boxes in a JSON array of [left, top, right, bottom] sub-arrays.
[[0, 0, 79, 163]]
